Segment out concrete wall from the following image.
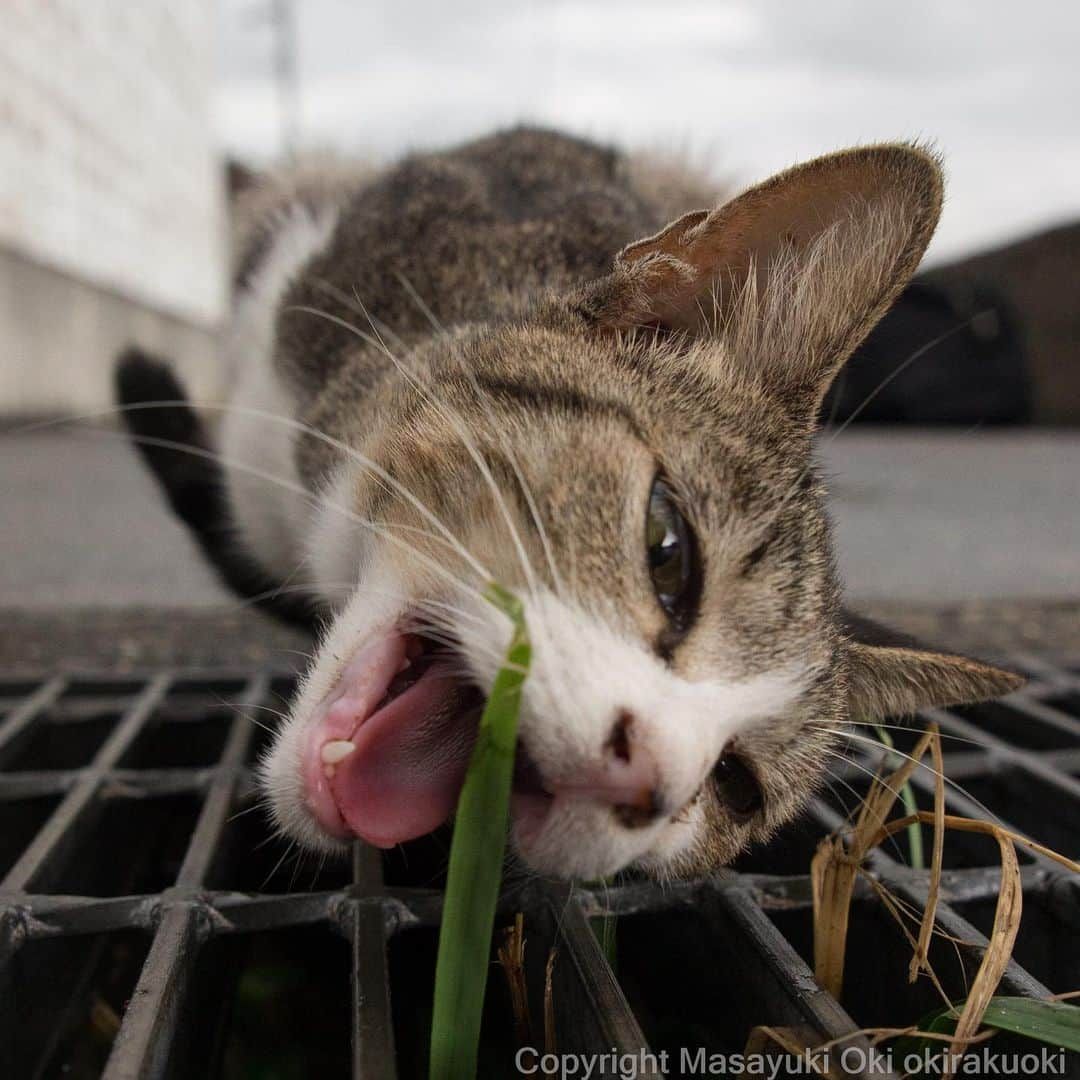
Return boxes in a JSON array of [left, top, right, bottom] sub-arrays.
[[0, 1, 225, 413], [0, 247, 221, 416]]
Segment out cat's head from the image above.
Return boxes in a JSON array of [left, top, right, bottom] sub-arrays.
[[261, 144, 1021, 880]]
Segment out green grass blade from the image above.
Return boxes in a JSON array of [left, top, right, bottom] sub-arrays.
[[979, 997, 1080, 1051], [589, 878, 618, 973], [872, 724, 924, 869], [890, 1006, 961, 1069], [893, 997, 1080, 1067], [429, 583, 531, 1080]]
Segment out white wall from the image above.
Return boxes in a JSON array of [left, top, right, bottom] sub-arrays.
[[0, 1, 225, 413]]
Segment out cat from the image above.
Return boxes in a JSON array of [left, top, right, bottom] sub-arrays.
[[117, 128, 1021, 881]]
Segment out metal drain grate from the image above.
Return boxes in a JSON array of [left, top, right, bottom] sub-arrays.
[[1, 655, 1078, 1079]]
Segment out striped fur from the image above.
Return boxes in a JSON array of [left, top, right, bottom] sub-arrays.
[[137, 128, 1023, 879]]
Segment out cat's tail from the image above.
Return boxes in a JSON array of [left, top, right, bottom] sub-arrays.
[[114, 346, 317, 630]]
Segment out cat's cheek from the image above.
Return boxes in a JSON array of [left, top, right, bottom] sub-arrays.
[[633, 802, 708, 877], [510, 800, 661, 880]]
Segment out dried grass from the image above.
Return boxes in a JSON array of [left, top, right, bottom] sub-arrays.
[[544, 946, 559, 1062], [812, 724, 942, 999], [497, 912, 559, 1077], [744, 1024, 845, 1078], [810, 721, 1080, 1078], [497, 913, 532, 1048]]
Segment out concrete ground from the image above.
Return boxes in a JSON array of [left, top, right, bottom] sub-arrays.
[[0, 424, 1077, 608]]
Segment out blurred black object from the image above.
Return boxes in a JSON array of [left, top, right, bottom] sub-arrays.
[[824, 221, 1080, 426], [823, 278, 1030, 425]]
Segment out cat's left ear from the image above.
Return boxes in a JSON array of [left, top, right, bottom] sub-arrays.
[[843, 614, 1024, 719], [572, 144, 943, 423]]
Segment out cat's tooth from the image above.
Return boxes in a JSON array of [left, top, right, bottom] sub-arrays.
[[321, 739, 357, 765], [397, 656, 412, 673]]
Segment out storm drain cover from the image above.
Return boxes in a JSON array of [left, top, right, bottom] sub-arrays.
[[1, 655, 1078, 1079]]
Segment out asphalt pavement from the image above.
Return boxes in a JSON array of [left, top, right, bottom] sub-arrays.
[[1, 424, 1077, 609]]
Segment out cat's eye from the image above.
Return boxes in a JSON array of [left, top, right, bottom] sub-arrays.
[[645, 477, 699, 626]]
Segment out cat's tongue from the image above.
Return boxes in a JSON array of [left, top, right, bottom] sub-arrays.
[[302, 633, 479, 848]]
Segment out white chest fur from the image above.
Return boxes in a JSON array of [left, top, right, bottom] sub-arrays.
[[218, 203, 340, 586]]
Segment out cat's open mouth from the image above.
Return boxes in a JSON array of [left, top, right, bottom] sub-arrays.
[[301, 630, 553, 849]]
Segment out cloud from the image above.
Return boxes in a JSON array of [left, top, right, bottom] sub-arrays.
[[215, 0, 1080, 260]]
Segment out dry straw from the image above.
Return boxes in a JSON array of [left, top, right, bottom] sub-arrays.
[[809, 721, 1080, 1078]]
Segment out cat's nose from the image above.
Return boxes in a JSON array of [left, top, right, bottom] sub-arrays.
[[552, 710, 662, 827]]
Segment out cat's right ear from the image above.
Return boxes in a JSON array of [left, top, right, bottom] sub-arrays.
[[841, 612, 1024, 720], [570, 144, 943, 423]]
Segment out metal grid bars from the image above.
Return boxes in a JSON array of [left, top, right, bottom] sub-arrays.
[[1, 655, 1078, 1079]]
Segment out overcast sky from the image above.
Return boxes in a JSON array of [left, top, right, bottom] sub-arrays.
[[216, 0, 1080, 263]]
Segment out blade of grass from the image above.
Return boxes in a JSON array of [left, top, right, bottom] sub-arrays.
[[589, 877, 618, 973], [429, 583, 531, 1080], [497, 913, 532, 1049], [885, 1008, 965, 1076], [975, 997, 1080, 1051], [945, 827, 1021, 1074], [857, 872, 953, 1009], [811, 834, 855, 998], [811, 719, 1080, 1076], [872, 812, 1080, 875], [592, 913, 618, 972], [907, 724, 945, 985], [543, 946, 558, 1072], [812, 724, 937, 998], [872, 724, 924, 870], [743, 1025, 844, 1078], [895, 996, 1080, 1064]]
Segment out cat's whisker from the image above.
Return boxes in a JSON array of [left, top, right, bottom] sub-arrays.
[[414, 596, 489, 630], [843, 719, 991, 751], [820, 750, 931, 864], [395, 270, 567, 603], [260, 837, 298, 890], [725, 313, 987, 559], [216, 579, 348, 615], [290, 301, 571, 724], [20, 399, 493, 587], [287, 843, 310, 892], [822, 745, 908, 802], [227, 709, 276, 736], [748, 315, 990, 551], [226, 800, 270, 825], [289, 301, 542, 601], [84, 422, 489, 606], [289, 300, 548, 609], [819, 756, 914, 855], [268, 647, 318, 665], [227, 579, 491, 645], [825, 316, 986, 444], [821, 727, 1008, 829], [310, 848, 329, 890], [398, 620, 503, 669]]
